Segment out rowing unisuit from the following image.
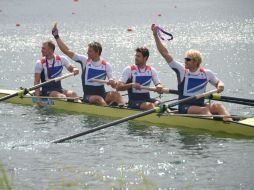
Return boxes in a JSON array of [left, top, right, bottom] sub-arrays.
[[35, 55, 70, 96], [72, 53, 113, 100]]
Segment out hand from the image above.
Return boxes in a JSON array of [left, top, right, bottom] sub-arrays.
[[72, 68, 79, 76], [217, 81, 224, 93], [52, 22, 59, 39], [131, 83, 141, 90], [155, 84, 163, 94], [107, 79, 117, 89], [151, 24, 158, 36], [217, 85, 224, 93]]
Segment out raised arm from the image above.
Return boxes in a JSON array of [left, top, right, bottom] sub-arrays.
[[52, 23, 75, 59], [151, 24, 173, 63]]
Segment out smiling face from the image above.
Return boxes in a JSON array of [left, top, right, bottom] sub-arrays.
[[134, 47, 149, 68], [87, 46, 99, 60], [87, 42, 102, 61], [184, 49, 202, 71], [41, 41, 55, 58], [135, 52, 147, 66]]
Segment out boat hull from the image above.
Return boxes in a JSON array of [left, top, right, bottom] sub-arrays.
[[1, 89, 254, 137]]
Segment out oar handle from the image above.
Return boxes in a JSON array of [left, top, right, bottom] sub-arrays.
[[140, 86, 170, 93], [196, 89, 218, 99], [29, 73, 75, 91], [54, 73, 74, 82], [169, 89, 218, 108], [91, 79, 109, 84], [92, 80, 177, 94]]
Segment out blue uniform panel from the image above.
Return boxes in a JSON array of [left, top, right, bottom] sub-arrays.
[[187, 78, 207, 93], [135, 76, 152, 86], [87, 68, 107, 80]]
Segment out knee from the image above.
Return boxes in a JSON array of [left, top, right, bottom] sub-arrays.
[[111, 92, 121, 99], [210, 102, 224, 112], [200, 107, 211, 115], [140, 103, 155, 110]]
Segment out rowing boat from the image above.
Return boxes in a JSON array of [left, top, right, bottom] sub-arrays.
[[1, 89, 254, 137]]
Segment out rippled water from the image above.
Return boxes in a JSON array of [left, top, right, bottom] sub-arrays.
[[1, 0, 254, 189]]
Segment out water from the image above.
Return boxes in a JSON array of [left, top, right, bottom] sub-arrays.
[[1, 0, 254, 189]]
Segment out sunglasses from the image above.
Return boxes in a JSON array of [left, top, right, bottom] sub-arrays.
[[184, 57, 192, 62]]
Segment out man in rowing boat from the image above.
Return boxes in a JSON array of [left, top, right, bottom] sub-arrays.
[[52, 24, 124, 106], [151, 24, 231, 118], [34, 40, 79, 99], [116, 47, 164, 110]]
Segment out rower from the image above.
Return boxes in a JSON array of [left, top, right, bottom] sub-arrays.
[[116, 47, 164, 110], [34, 40, 79, 101], [52, 24, 124, 106], [151, 24, 231, 120]]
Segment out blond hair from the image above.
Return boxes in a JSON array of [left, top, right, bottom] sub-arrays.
[[185, 49, 203, 66]]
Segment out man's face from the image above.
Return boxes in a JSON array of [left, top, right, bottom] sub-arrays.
[[184, 57, 197, 70], [135, 52, 146, 66], [87, 47, 99, 60], [41, 43, 53, 57]]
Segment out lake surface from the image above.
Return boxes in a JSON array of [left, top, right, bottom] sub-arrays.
[[0, 0, 254, 189]]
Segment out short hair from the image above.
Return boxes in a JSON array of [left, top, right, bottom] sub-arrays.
[[136, 47, 149, 59], [185, 49, 203, 65], [43, 40, 55, 51], [88, 41, 102, 55]]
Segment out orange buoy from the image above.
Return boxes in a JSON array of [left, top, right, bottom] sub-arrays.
[[127, 28, 133, 32]]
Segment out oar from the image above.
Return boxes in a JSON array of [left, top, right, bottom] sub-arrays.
[[91, 79, 109, 84], [209, 93, 254, 106], [51, 89, 218, 143], [24, 95, 81, 100], [164, 113, 252, 120], [91, 79, 179, 94], [0, 73, 74, 102], [139, 86, 178, 94], [92, 79, 254, 105], [144, 87, 254, 106]]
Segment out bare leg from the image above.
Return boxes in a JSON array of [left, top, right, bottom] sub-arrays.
[[187, 105, 212, 115], [49, 91, 66, 98], [63, 90, 78, 98], [89, 95, 107, 106], [208, 102, 232, 121], [140, 102, 155, 110], [105, 91, 125, 105]]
